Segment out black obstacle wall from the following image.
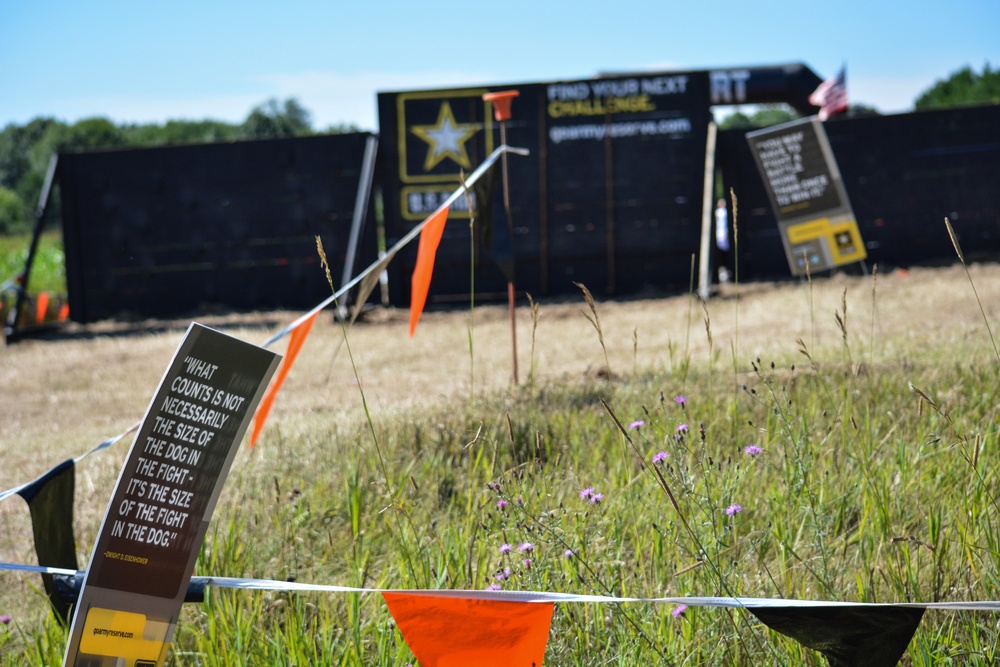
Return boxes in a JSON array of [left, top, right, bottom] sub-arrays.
[[376, 64, 823, 306], [58, 133, 378, 323], [718, 104, 1000, 279]]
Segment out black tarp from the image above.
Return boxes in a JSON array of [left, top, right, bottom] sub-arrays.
[[59, 133, 378, 323]]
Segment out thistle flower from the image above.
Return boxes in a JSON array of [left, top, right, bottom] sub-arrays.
[[744, 445, 763, 457], [725, 504, 743, 516], [499, 543, 512, 554], [564, 549, 575, 559], [652, 451, 668, 464], [676, 423, 688, 433], [672, 604, 687, 618], [589, 492, 604, 504], [629, 419, 645, 430], [497, 499, 508, 509], [518, 542, 535, 553], [580, 486, 595, 499], [674, 395, 686, 406], [487, 583, 502, 591]]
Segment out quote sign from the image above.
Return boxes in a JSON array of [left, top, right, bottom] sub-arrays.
[[747, 117, 866, 275], [63, 323, 280, 667]]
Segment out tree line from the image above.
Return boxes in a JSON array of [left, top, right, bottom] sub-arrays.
[[1, 64, 997, 235], [0, 97, 356, 234]]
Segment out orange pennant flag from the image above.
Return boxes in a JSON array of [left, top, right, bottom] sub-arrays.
[[249, 312, 318, 448], [35, 292, 50, 324], [383, 592, 554, 667], [409, 205, 450, 337]]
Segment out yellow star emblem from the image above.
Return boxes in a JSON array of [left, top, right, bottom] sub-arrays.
[[410, 101, 479, 172]]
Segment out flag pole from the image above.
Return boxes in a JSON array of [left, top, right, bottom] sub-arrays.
[[483, 90, 521, 385]]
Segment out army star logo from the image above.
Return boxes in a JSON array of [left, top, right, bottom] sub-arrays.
[[410, 101, 478, 171]]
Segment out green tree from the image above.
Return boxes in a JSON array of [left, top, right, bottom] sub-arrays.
[[321, 122, 362, 134], [0, 118, 59, 196], [718, 104, 798, 130], [240, 98, 313, 139], [28, 117, 126, 177], [847, 103, 881, 117], [123, 119, 240, 146], [915, 63, 1000, 110], [15, 118, 126, 228], [718, 110, 753, 130], [0, 185, 24, 234]]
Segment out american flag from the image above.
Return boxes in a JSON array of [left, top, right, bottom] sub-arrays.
[[809, 67, 848, 120]]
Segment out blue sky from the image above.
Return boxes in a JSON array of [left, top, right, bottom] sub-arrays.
[[3, 0, 997, 131]]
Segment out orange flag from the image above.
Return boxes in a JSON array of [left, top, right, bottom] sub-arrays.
[[383, 592, 554, 667], [409, 205, 450, 337], [35, 292, 50, 324], [249, 312, 318, 448]]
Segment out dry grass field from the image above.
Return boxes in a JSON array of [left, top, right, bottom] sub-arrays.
[[2, 260, 1000, 662], [3, 263, 998, 542]]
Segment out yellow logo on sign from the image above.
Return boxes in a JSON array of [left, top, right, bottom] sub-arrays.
[[80, 607, 167, 663], [787, 217, 866, 265], [410, 101, 479, 171], [396, 89, 492, 184]]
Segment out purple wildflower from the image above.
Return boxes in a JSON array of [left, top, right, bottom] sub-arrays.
[[523, 558, 532, 568], [517, 496, 524, 505], [589, 492, 604, 504], [629, 419, 645, 430], [725, 504, 743, 516], [497, 499, 508, 509], [674, 395, 686, 406], [744, 445, 763, 456], [518, 542, 534, 553], [672, 604, 687, 618], [487, 583, 502, 591], [564, 549, 575, 559], [652, 451, 668, 464], [499, 543, 512, 554], [0, 615, 9, 624], [676, 423, 688, 433], [580, 486, 594, 500]]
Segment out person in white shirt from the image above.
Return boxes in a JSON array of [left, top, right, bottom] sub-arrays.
[[714, 198, 731, 283]]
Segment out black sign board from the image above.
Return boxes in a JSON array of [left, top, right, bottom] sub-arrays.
[[378, 70, 714, 303], [62, 324, 280, 666], [747, 118, 845, 219], [747, 117, 865, 275]]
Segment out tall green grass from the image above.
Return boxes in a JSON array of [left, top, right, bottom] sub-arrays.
[[0, 232, 66, 294], [4, 270, 1000, 664]]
